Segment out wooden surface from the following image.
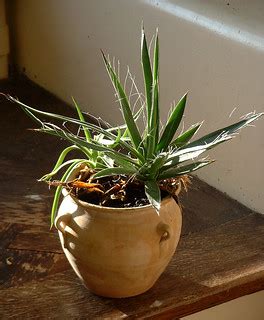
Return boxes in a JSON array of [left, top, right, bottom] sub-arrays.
[[0, 78, 264, 319]]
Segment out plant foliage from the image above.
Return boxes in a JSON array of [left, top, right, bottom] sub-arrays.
[[4, 27, 263, 224]]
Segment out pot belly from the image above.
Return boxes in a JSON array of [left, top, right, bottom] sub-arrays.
[[57, 195, 182, 298]]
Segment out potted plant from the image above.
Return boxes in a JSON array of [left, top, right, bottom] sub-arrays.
[[4, 28, 263, 298]]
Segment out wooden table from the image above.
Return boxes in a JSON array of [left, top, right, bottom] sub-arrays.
[[1, 78, 264, 319]]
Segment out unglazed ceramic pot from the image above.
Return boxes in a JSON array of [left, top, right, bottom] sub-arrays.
[[55, 189, 182, 298]]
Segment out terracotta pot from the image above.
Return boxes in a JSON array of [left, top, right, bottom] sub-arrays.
[[55, 189, 182, 298]]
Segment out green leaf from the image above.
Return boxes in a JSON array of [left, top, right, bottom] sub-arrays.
[[93, 167, 137, 179], [39, 145, 82, 181], [152, 30, 159, 83], [148, 32, 160, 156], [146, 81, 159, 159], [157, 92, 188, 151], [51, 185, 63, 229], [165, 128, 240, 169], [50, 159, 89, 227], [161, 111, 263, 170], [106, 106, 144, 135], [144, 153, 167, 179], [101, 51, 143, 153], [38, 124, 140, 168], [170, 122, 202, 148], [162, 112, 264, 169], [8, 96, 145, 162], [72, 97, 92, 143], [163, 146, 208, 169], [144, 180, 161, 213], [158, 160, 213, 180], [97, 127, 122, 148], [98, 155, 114, 168], [39, 126, 106, 151], [141, 28, 152, 129], [186, 113, 264, 149], [105, 152, 138, 171], [4, 95, 43, 126], [121, 106, 144, 139], [40, 158, 93, 181], [150, 30, 159, 148]]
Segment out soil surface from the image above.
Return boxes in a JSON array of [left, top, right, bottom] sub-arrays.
[[76, 175, 152, 208], [50, 165, 183, 208], [62, 175, 172, 208]]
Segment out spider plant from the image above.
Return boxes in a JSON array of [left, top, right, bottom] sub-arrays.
[[5, 27, 263, 224]]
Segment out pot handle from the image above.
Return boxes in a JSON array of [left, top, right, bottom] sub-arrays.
[[157, 222, 170, 243], [55, 213, 72, 248]]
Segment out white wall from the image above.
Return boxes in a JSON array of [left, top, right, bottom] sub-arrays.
[[10, 0, 264, 213]]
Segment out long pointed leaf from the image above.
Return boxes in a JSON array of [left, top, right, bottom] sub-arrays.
[[170, 122, 203, 148], [104, 152, 138, 171], [186, 113, 263, 149], [141, 28, 152, 129], [40, 158, 94, 181], [96, 127, 121, 148], [159, 160, 213, 180], [157, 92, 188, 151], [8, 96, 145, 162], [144, 180, 161, 213], [38, 125, 140, 168], [50, 159, 89, 227], [164, 146, 209, 169], [146, 81, 159, 158], [163, 112, 264, 169], [72, 97, 92, 142], [101, 52, 143, 152], [151, 31, 159, 144], [144, 153, 167, 180], [121, 106, 144, 139], [164, 134, 230, 169], [146, 31, 160, 158], [39, 144, 86, 181]]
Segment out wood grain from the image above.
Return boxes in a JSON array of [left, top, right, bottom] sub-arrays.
[[8, 224, 62, 253], [0, 78, 263, 319]]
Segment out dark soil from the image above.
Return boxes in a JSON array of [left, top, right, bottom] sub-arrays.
[[50, 165, 185, 208], [70, 174, 170, 208]]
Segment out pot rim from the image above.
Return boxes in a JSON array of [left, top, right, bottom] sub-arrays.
[[65, 188, 175, 214]]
